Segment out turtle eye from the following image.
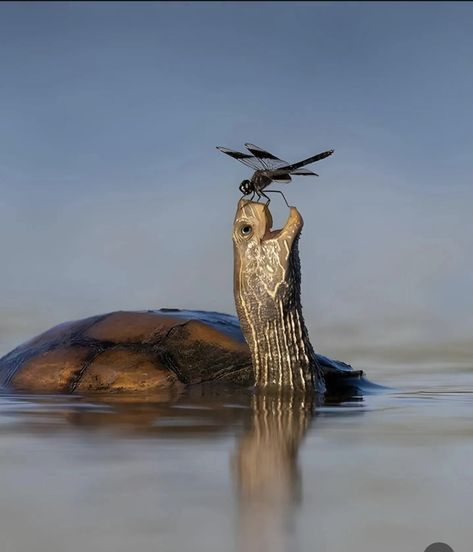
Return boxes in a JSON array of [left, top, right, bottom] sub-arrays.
[[240, 224, 253, 237]]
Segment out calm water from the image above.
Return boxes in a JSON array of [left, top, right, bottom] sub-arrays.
[[0, 348, 472, 552]]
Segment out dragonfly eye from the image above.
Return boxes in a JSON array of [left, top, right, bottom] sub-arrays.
[[240, 224, 253, 237]]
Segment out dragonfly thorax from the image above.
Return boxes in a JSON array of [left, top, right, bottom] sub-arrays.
[[251, 171, 273, 190]]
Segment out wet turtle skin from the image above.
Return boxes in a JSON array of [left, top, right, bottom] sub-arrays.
[[0, 309, 365, 394]]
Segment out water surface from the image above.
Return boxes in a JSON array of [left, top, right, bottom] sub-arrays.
[[0, 360, 471, 552]]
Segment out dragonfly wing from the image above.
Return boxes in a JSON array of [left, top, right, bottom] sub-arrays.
[[271, 174, 292, 184], [290, 168, 318, 176], [279, 149, 334, 172], [244, 143, 289, 170], [216, 146, 265, 171]]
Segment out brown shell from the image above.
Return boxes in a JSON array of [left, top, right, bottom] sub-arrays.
[[0, 309, 253, 393], [0, 309, 365, 394]]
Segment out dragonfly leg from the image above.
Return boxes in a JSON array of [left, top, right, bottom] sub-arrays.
[[260, 190, 272, 206], [264, 189, 290, 208]]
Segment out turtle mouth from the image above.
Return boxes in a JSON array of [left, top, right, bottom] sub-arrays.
[[263, 226, 283, 240], [262, 206, 303, 242], [234, 199, 303, 244]]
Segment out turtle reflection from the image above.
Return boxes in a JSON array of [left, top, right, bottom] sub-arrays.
[[0, 387, 361, 552], [234, 391, 315, 552]]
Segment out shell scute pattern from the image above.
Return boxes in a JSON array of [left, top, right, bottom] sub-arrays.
[[0, 310, 255, 393]]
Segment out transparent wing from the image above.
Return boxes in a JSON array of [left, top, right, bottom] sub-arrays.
[[290, 168, 319, 176], [216, 146, 265, 171], [244, 143, 289, 170], [279, 149, 334, 172]]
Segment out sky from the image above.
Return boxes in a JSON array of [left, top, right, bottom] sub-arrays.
[[0, 2, 472, 363]]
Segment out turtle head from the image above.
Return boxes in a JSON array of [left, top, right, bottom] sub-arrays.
[[232, 199, 320, 391], [232, 199, 303, 311]]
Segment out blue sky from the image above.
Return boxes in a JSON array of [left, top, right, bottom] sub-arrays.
[[1, 2, 472, 361]]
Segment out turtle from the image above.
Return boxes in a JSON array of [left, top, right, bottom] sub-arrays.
[[0, 200, 370, 395]]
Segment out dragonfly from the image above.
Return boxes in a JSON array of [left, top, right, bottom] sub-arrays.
[[216, 143, 334, 205]]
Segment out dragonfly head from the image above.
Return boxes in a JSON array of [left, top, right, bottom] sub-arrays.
[[239, 180, 252, 196]]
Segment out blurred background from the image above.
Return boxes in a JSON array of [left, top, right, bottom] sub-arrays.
[[1, 1, 472, 372], [1, 6, 472, 552]]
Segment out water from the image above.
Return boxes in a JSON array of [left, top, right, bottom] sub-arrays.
[[0, 358, 471, 552]]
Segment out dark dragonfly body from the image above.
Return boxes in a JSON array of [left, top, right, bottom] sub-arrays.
[[217, 143, 334, 204]]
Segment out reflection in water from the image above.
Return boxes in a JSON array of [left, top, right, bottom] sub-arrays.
[[234, 392, 315, 552], [0, 387, 318, 552], [1, 375, 472, 552], [0, 387, 253, 437]]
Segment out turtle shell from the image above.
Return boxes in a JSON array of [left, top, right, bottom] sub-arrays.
[[0, 309, 365, 394]]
